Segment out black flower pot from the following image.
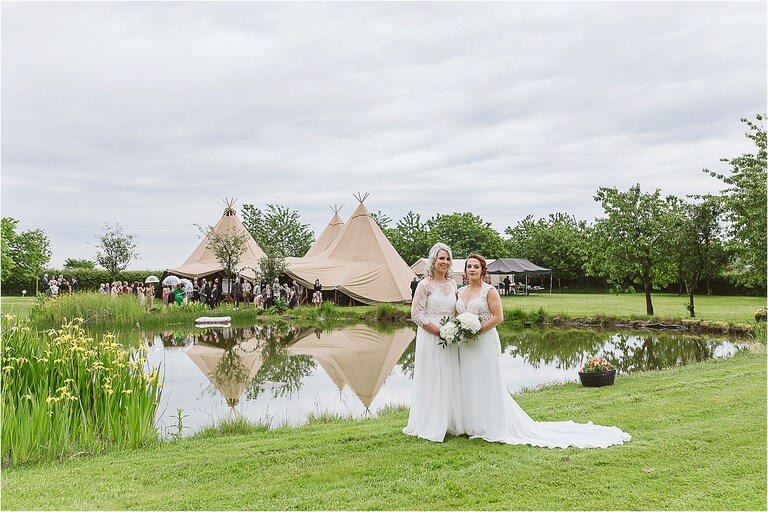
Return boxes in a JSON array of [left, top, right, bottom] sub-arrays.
[[578, 369, 616, 387]]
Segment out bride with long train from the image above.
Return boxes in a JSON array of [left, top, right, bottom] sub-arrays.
[[456, 253, 631, 448]]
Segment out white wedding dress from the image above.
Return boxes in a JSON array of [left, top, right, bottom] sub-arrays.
[[403, 279, 463, 442], [457, 283, 631, 448]]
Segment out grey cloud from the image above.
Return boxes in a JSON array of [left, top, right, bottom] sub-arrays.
[[2, 2, 765, 269]]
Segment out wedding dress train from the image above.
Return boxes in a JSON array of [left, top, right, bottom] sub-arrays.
[[457, 283, 631, 448]]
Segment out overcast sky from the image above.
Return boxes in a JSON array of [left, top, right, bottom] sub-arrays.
[[2, 1, 766, 270]]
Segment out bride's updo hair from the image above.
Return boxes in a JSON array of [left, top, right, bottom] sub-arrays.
[[426, 242, 453, 279], [465, 253, 487, 277]]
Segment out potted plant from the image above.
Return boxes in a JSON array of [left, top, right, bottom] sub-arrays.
[[578, 354, 616, 387], [755, 307, 767, 323]]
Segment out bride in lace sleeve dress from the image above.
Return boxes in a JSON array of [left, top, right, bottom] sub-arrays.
[[457, 254, 631, 448], [403, 243, 463, 442]]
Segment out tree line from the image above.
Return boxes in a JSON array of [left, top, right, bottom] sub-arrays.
[[2, 116, 765, 317]]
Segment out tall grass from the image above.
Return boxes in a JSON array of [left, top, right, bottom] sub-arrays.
[[1, 315, 161, 467], [29, 292, 210, 328], [315, 301, 339, 320], [371, 303, 410, 321], [30, 292, 148, 326]]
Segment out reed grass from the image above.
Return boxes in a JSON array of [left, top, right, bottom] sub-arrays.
[[29, 293, 149, 326], [1, 315, 162, 467], [315, 301, 340, 320], [29, 292, 213, 329]]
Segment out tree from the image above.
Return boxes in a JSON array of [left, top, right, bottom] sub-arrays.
[[369, 210, 393, 235], [671, 196, 728, 317], [388, 211, 432, 265], [201, 225, 249, 281], [704, 115, 767, 287], [1, 217, 52, 293], [241, 204, 313, 257], [257, 253, 286, 284], [95, 224, 140, 281], [1, 218, 17, 281], [505, 213, 589, 289], [585, 184, 678, 315], [63, 258, 96, 270], [425, 212, 506, 259]]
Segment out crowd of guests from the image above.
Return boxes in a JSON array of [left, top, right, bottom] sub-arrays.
[[160, 276, 315, 310], [97, 281, 156, 308], [40, 271, 326, 310], [41, 273, 79, 298]]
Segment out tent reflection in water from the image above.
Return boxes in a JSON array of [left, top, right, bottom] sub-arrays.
[[287, 325, 415, 411], [186, 336, 264, 410]]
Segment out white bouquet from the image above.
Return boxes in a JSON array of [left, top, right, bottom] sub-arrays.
[[456, 311, 482, 333], [438, 313, 482, 347]]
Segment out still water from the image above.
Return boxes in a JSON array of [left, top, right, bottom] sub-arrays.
[[142, 324, 747, 437]]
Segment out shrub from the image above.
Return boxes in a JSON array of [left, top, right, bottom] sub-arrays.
[[268, 298, 289, 315]]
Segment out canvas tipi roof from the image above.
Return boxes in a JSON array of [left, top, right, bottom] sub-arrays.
[[304, 206, 345, 258], [285, 195, 416, 304], [287, 325, 414, 409], [166, 201, 267, 281]]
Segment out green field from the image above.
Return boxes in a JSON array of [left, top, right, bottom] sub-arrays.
[[0, 296, 35, 319], [499, 292, 766, 324], [3, 347, 765, 510]]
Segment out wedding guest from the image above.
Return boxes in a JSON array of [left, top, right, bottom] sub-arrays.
[[232, 277, 243, 309], [242, 280, 252, 306], [174, 284, 184, 305], [200, 280, 209, 307]]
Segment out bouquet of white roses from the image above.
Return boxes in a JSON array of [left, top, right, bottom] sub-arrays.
[[438, 312, 482, 347]]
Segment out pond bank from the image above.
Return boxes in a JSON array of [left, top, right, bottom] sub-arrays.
[[547, 315, 758, 336], [3, 347, 765, 510], [11, 292, 760, 337]]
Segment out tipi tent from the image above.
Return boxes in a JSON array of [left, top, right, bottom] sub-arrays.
[[287, 325, 414, 409], [304, 206, 345, 258], [166, 200, 267, 281], [285, 194, 416, 304]]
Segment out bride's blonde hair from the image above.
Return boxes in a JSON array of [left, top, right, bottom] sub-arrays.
[[426, 242, 453, 279]]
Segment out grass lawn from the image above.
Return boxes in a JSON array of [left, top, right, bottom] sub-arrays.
[[0, 296, 34, 319], [500, 292, 765, 324], [3, 347, 765, 510]]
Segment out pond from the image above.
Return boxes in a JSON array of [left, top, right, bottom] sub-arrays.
[[141, 323, 747, 437]]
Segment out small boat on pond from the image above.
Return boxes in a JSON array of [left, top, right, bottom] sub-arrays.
[[195, 316, 232, 328]]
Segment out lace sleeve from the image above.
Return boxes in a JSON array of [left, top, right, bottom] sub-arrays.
[[410, 280, 431, 327]]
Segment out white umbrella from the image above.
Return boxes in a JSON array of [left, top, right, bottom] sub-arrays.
[[162, 275, 180, 286], [145, 275, 160, 284], [179, 278, 194, 292]]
